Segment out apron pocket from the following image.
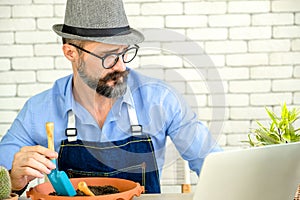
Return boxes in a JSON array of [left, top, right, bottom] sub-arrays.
[[65, 162, 146, 179]]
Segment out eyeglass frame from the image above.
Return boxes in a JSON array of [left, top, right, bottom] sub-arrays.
[[68, 43, 139, 69]]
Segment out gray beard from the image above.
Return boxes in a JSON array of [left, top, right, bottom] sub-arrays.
[[77, 60, 129, 98]]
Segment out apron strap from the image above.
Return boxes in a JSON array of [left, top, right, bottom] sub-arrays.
[[66, 110, 77, 142], [127, 86, 143, 136], [127, 104, 143, 136]]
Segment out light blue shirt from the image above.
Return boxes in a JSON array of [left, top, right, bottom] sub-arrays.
[[0, 69, 222, 176]]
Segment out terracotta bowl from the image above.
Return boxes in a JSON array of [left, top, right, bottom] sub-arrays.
[[26, 177, 144, 200]]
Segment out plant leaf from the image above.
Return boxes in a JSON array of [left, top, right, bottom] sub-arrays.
[[265, 107, 279, 128], [246, 103, 300, 146]]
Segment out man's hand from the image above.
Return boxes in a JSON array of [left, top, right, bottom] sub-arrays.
[[10, 145, 58, 190]]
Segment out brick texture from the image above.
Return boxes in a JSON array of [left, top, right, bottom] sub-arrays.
[[0, 0, 300, 189]]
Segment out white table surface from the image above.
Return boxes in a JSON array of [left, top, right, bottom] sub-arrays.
[[20, 193, 194, 200], [133, 193, 193, 200]]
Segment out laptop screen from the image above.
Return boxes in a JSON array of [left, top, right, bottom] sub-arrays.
[[193, 142, 300, 200]]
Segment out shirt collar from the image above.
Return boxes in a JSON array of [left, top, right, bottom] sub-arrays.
[[122, 85, 135, 108], [110, 85, 135, 120], [63, 74, 135, 121]]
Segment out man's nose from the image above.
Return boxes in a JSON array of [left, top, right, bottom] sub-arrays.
[[111, 56, 126, 72]]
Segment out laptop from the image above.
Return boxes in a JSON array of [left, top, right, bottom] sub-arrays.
[[193, 142, 300, 200]]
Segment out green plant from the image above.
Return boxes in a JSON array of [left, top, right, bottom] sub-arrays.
[[0, 166, 12, 199], [248, 103, 300, 147]]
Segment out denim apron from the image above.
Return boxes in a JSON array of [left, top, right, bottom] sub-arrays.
[[57, 102, 161, 193]]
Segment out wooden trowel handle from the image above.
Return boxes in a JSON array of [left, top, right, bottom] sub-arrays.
[[46, 122, 54, 151], [78, 181, 95, 196]]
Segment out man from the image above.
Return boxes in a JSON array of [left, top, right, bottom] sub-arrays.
[[0, 0, 222, 194]]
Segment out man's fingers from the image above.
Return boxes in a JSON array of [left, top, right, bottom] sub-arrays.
[[17, 166, 45, 178], [10, 145, 59, 190], [20, 145, 58, 159], [22, 152, 56, 173], [14, 151, 56, 173]]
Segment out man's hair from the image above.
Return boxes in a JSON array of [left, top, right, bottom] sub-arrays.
[[62, 38, 85, 46], [62, 38, 86, 55]]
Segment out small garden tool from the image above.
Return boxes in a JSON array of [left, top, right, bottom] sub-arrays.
[[46, 122, 76, 196]]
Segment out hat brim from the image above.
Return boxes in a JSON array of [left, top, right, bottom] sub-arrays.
[[53, 24, 144, 45]]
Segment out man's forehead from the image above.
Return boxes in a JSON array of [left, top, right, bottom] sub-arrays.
[[86, 41, 128, 52]]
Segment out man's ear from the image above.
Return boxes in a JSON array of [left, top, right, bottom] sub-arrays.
[[62, 44, 78, 61]]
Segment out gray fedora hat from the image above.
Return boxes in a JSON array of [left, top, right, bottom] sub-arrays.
[[53, 0, 144, 45]]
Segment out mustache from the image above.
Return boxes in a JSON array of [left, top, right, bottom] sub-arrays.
[[96, 70, 129, 98], [99, 70, 129, 83]]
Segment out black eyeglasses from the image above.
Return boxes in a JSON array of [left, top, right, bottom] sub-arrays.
[[68, 43, 139, 69]]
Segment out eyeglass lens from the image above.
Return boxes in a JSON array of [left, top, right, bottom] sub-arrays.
[[68, 43, 139, 69], [103, 47, 138, 69]]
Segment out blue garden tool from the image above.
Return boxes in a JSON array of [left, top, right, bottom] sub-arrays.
[[46, 122, 76, 196]]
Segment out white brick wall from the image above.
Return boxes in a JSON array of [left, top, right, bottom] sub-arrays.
[[0, 0, 300, 191], [230, 26, 272, 40]]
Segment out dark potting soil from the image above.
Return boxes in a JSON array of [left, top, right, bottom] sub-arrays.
[[49, 185, 120, 196]]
